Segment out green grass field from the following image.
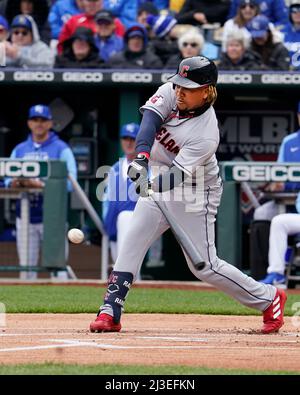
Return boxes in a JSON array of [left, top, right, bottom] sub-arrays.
[[0, 285, 298, 315], [0, 363, 298, 375], [0, 285, 299, 375]]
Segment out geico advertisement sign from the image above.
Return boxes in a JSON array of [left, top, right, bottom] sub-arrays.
[[0, 161, 40, 177], [232, 165, 300, 182], [111, 72, 152, 83]]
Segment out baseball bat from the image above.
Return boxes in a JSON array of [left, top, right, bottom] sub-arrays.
[[149, 191, 206, 271]]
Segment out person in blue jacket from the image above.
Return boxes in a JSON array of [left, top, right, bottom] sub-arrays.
[[5, 104, 77, 280], [254, 101, 300, 223], [94, 9, 124, 62], [48, 0, 84, 40], [280, 0, 300, 70], [104, 0, 138, 28], [228, 0, 289, 26], [103, 123, 139, 262]]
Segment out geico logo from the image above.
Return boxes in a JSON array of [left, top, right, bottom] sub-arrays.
[[0, 71, 4, 81], [233, 165, 300, 182], [261, 74, 300, 84], [217, 74, 252, 84], [13, 71, 54, 81], [0, 161, 40, 177], [62, 72, 103, 82], [111, 72, 152, 83], [161, 73, 174, 83]]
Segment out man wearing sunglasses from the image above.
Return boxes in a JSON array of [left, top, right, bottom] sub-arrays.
[[5, 14, 54, 68], [280, 0, 300, 70], [228, 0, 289, 26]]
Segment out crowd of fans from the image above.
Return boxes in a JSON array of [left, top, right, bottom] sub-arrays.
[[0, 0, 299, 70]]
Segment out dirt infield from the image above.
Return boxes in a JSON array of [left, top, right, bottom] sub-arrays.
[[0, 314, 300, 372]]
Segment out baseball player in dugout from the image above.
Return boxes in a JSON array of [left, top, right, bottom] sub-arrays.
[[90, 56, 287, 334], [5, 105, 77, 280]]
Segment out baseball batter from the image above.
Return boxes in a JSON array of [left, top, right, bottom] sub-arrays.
[[90, 56, 286, 334]]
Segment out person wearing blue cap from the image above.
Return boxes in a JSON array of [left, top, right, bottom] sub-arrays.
[[146, 13, 179, 66], [280, 0, 300, 70], [102, 123, 140, 262], [5, 14, 54, 68], [247, 14, 290, 69], [259, 101, 300, 287], [108, 23, 162, 68], [5, 104, 77, 280]]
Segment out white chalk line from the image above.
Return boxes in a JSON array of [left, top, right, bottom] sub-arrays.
[[0, 333, 300, 354]]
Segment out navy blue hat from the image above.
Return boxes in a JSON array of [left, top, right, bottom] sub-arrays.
[[0, 15, 9, 31], [298, 101, 300, 113], [120, 123, 139, 139], [11, 14, 33, 31], [247, 15, 270, 38], [28, 105, 52, 120]]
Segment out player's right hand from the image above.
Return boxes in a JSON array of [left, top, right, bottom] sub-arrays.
[[127, 154, 149, 183]]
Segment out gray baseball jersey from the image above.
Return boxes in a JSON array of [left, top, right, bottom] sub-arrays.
[[111, 83, 276, 313]]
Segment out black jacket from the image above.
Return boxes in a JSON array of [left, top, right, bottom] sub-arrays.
[[55, 27, 105, 69], [218, 50, 265, 71], [164, 53, 183, 69], [251, 41, 290, 71], [148, 37, 180, 66], [108, 48, 163, 69], [177, 0, 231, 26], [4, 0, 51, 43]]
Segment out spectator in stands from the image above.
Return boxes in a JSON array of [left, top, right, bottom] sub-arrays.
[[4, 0, 51, 43], [137, 2, 159, 28], [218, 30, 264, 70], [259, 101, 300, 286], [58, 0, 125, 54], [48, 0, 84, 40], [176, 0, 231, 27], [222, 0, 260, 52], [146, 13, 178, 65], [94, 9, 123, 62], [228, 0, 289, 26], [247, 14, 290, 70], [55, 26, 105, 68], [5, 15, 55, 68], [0, 15, 9, 42], [165, 29, 204, 69], [103, 123, 140, 262], [5, 104, 77, 280], [280, 0, 300, 70], [108, 23, 163, 68], [104, 0, 137, 28]]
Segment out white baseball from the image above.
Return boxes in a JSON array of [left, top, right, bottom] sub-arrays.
[[68, 228, 84, 244]]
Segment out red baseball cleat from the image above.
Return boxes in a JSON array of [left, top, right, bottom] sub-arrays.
[[261, 289, 287, 334], [90, 313, 121, 333]]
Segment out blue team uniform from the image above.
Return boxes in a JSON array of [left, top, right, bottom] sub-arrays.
[[6, 131, 77, 223]]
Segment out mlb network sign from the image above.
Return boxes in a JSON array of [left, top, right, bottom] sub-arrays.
[[222, 162, 300, 182], [0, 159, 49, 178]]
